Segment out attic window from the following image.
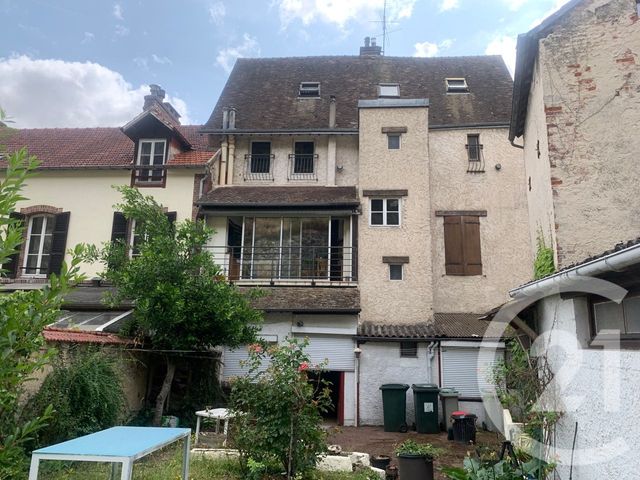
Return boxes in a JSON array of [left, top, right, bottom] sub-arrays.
[[299, 82, 320, 98], [446, 78, 469, 93], [379, 83, 400, 97]]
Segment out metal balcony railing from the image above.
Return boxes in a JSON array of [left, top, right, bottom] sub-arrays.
[[244, 154, 274, 181], [133, 165, 166, 184], [204, 245, 357, 283], [465, 143, 485, 173], [288, 154, 318, 181]]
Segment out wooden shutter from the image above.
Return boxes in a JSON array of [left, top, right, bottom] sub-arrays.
[[462, 215, 482, 275], [48, 212, 70, 276], [111, 212, 128, 242], [3, 212, 24, 278], [444, 216, 465, 275], [444, 215, 482, 276]]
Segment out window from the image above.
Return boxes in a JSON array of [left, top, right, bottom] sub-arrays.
[[446, 78, 469, 93], [128, 219, 145, 258], [387, 134, 401, 150], [136, 139, 166, 183], [389, 264, 403, 280], [443, 215, 482, 275], [370, 198, 400, 226], [592, 295, 640, 337], [299, 82, 320, 98], [23, 215, 54, 276], [379, 83, 400, 97], [293, 141, 315, 174], [249, 142, 272, 176], [400, 341, 417, 357], [467, 134, 481, 161]]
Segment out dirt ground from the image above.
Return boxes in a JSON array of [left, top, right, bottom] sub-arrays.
[[326, 426, 502, 480]]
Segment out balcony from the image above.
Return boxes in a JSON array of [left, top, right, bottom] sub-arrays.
[[288, 154, 318, 181], [244, 154, 274, 181], [465, 143, 485, 173], [205, 245, 357, 284], [133, 165, 166, 185]]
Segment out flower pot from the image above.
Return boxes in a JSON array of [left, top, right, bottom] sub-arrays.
[[397, 453, 434, 480], [371, 454, 391, 470]]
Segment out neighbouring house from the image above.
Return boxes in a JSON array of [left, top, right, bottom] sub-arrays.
[[201, 39, 532, 427], [508, 0, 640, 477]]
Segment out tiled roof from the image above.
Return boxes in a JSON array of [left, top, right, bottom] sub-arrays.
[[239, 286, 360, 312], [0, 125, 211, 169], [197, 186, 359, 208], [358, 312, 501, 340], [43, 327, 132, 345], [205, 55, 513, 132], [168, 150, 214, 166]]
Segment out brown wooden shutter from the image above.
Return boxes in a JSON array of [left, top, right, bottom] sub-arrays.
[[462, 215, 482, 275], [111, 212, 128, 243], [3, 212, 25, 278], [48, 212, 70, 276], [444, 216, 465, 275]]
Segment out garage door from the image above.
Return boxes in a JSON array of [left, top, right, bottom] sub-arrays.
[[294, 334, 355, 372], [441, 345, 504, 398], [222, 335, 276, 380]]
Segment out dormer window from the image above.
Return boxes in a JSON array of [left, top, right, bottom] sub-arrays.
[[135, 139, 166, 185], [446, 78, 469, 93], [299, 82, 320, 98], [379, 83, 400, 97]]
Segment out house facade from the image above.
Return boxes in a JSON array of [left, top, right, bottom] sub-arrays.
[[508, 0, 640, 477]]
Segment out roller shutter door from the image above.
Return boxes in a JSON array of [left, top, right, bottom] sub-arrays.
[[294, 334, 355, 372], [222, 335, 276, 380], [441, 346, 504, 398]]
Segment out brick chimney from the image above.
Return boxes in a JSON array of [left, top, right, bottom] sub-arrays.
[[360, 36, 382, 56], [143, 84, 181, 125]]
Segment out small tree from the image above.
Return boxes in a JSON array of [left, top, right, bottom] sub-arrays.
[[0, 144, 85, 476], [98, 187, 262, 425], [230, 338, 332, 479]]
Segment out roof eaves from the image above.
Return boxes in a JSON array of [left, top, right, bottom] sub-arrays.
[[200, 128, 359, 135], [358, 98, 429, 109]]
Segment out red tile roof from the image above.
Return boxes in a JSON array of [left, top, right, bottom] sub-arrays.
[[0, 125, 211, 169], [43, 327, 132, 345], [168, 150, 215, 166]]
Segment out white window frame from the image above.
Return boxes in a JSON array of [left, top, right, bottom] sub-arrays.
[[389, 263, 403, 281], [446, 78, 469, 93], [136, 139, 167, 182], [379, 83, 400, 97], [22, 215, 53, 277], [298, 82, 320, 98], [369, 198, 401, 227]]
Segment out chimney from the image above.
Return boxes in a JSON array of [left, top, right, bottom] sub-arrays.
[[142, 84, 181, 124], [359, 36, 382, 56], [329, 96, 336, 128], [222, 107, 229, 129], [228, 107, 237, 129]]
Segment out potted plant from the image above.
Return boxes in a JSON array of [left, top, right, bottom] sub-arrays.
[[395, 440, 442, 480]]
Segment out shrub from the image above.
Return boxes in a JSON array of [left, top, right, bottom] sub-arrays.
[[229, 338, 332, 479], [394, 440, 443, 458], [25, 349, 125, 446]]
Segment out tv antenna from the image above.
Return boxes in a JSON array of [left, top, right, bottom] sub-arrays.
[[370, 0, 401, 55]]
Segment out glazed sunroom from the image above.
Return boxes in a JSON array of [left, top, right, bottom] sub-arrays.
[[197, 186, 359, 284]]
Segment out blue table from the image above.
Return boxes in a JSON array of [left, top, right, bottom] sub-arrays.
[[28, 426, 191, 480]]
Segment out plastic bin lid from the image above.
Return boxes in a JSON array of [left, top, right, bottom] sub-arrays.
[[451, 411, 477, 419], [411, 383, 440, 392], [439, 388, 460, 397], [379, 383, 410, 391]]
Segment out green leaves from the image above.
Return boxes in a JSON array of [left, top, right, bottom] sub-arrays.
[[533, 230, 555, 280], [395, 439, 443, 459]]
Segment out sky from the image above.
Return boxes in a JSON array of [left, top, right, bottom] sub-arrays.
[[0, 0, 569, 128]]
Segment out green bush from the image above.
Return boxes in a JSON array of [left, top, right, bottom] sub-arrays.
[[229, 338, 332, 479], [25, 349, 125, 446]]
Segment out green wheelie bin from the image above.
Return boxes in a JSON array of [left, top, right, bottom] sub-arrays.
[[412, 384, 440, 434], [379, 384, 409, 432]]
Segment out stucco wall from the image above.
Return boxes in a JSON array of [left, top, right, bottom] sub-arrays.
[[535, 0, 640, 267], [429, 127, 532, 313], [357, 105, 433, 325], [536, 294, 640, 479], [358, 341, 437, 426], [10, 169, 198, 277]]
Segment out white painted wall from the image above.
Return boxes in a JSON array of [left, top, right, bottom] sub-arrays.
[[536, 294, 640, 479]]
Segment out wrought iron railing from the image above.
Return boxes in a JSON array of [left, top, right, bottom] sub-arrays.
[[244, 154, 274, 181], [465, 143, 485, 173], [133, 165, 166, 183], [204, 245, 357, 283], [288, 154, 318, 181]]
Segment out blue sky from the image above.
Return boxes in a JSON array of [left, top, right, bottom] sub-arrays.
[[0, 0, 568, 128]]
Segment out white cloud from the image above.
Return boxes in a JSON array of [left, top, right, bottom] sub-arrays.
[[216, 34, 260, 73], [503, 0, 528, 11], [0, 55, 191, 128], [133, 57, 149, 70], [439, 0, 459, 12], [413, 38, 453, 57], [81, 32, 94, 44], [276, 0, 417, 29], [529, 0, 571, 28], [209, 1, 226, 25], [151, 54, 172, 65], [485, 35, 517, 77], [113, 3, 123, 20], [114, 24, 129, 37]]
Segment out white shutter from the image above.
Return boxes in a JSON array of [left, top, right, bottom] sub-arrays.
[[294, 334, 355, 371], [441, 346, 503, 398], [222, 335, 277, 380]]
